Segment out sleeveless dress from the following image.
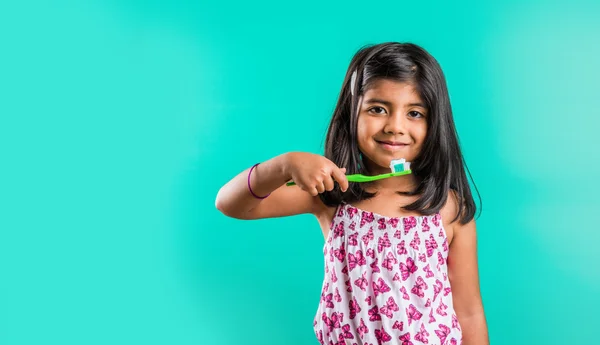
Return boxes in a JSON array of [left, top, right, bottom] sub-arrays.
[[313, 203, 462, 345]]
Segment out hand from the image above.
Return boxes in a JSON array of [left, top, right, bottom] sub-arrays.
[[284, 152, 349, 196]]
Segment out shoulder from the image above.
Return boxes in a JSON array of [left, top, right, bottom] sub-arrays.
[[440, 189, 459, 223], [440, 188, 474, 243]]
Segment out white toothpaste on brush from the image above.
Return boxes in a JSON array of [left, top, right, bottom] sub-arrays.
[[390, 158, 411, 173]]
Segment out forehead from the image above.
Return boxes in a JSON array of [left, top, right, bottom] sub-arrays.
[[362, 79, 424, 107]]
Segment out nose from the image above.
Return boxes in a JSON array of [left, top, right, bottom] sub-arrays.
[[383, 111, 406, 135]]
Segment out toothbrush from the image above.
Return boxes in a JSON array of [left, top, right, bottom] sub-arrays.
[[286, 158, 411, 186]]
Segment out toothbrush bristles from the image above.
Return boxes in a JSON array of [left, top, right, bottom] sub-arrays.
[[389, 158, 410, 173]]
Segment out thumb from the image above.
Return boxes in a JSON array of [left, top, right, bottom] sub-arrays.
[[332, 167, 349, 192]]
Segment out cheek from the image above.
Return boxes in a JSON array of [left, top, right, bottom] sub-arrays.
[[414, 123, 428, 143], [356, 117, 371, 141], [358, 115, 382, 134]]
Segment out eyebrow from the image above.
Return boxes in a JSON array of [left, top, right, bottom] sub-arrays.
[[364, 98, 426, 108]]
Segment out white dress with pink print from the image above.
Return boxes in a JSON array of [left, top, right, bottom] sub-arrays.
[[313, 203, 462, 345]]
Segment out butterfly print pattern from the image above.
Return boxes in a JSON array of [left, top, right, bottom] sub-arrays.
[[314, 203, 462, 345]]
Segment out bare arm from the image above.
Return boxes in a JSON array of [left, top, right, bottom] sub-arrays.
[[215, 152, 348, 220], [447, 218, 489, 345]]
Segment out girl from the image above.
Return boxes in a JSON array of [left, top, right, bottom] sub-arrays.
[[216, 42, 489, 345]]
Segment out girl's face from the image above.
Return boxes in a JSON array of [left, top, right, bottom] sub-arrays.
[[357, 79, 428, 175]]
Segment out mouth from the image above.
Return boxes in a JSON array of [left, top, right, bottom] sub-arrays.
[[375, 140, 409, 151]]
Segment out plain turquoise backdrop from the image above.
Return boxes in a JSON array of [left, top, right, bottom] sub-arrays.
[[1, 0, 599, 344]]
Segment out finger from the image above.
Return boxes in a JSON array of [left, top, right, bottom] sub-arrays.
[[331, 166, 349, 192], [300, 182, 319, 196], [299, 179, 319, 196], [315, 180, 325, 194], [309, 186, 319, 196], [323, 176, 335, 192]]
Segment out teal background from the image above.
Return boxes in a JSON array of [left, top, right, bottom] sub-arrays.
[[1, 0, 599, 344]]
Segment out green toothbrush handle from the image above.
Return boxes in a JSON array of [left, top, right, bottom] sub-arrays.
[[285, 170, 411, 186], [285, 175, 362, 186]]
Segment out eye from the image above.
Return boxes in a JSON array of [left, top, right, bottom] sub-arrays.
[[408, 111, 425, 118], [368, 106, 387, 115]]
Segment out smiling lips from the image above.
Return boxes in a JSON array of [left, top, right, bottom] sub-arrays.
[[376, 140, 409, 151]]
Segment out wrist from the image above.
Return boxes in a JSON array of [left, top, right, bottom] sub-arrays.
[[277, 152, 296, 180]]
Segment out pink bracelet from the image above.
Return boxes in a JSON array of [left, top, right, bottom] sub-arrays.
[[248, 163, 271, 199]]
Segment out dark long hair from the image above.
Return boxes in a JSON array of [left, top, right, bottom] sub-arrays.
[[319, 42, 480, 224]]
